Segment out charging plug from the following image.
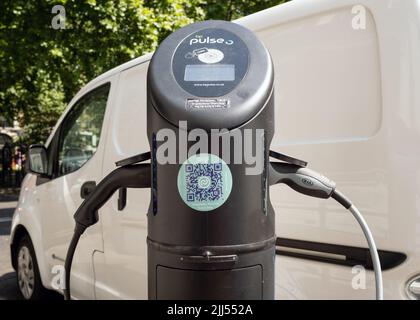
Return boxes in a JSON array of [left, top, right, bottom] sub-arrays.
[[269, 162, 336, 199]]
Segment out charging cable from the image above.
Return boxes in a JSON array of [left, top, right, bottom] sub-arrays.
[[64, 163, 151, 300], [63, 156, 383, 300], [270, 162, 383, 300]]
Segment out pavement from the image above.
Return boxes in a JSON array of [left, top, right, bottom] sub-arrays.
[[0, 189, 20, 300]]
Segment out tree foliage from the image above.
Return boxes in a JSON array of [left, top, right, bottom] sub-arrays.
[[0, 0, 288, 144]]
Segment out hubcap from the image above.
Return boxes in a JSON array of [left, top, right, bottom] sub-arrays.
[[17, 246, 35, 299]]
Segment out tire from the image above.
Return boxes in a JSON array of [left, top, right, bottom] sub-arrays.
[[15, 236, 50, 300]]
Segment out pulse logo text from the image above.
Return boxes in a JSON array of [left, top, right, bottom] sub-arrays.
[[190, 36, 234, 46]]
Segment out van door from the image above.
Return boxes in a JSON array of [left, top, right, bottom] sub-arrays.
[[92, 61, 150, 299], [35, 79, 114, 299]]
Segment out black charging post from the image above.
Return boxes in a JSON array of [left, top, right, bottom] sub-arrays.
[[147, 20, 275, 299]]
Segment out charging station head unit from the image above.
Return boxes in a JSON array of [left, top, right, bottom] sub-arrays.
[[147, 20, 275, 300], [148, 20, 274, 131]]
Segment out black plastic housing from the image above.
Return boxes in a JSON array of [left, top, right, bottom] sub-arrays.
[[147, 20, 275, 300]]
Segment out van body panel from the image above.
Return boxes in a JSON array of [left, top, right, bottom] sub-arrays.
[[93, 62, 150, 299]]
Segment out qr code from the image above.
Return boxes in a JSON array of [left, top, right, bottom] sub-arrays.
[[185, 163, 223, 202]]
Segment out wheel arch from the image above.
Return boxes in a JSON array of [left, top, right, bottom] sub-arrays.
[[10, 223, 51, 290], [10, 224, 30, 270]]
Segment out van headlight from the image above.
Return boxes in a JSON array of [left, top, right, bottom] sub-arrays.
[[406, 275, 420, 300]]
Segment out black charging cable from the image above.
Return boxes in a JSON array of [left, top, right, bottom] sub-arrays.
[[63, 151, 383, 300], [63, 163, 151, 300]]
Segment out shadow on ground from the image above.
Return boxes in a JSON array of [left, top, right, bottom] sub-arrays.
[[0, 272, 19, 300], [0, 187, 19, 300], [0, 206, 14, 236]]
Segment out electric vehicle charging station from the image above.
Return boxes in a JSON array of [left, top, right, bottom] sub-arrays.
[[63, 20, 383, 300], [147, 21, 275, 299]]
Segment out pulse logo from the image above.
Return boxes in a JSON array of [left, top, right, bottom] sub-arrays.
[[190, 36, 234, 46]]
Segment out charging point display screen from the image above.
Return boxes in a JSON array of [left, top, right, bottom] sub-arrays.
[[172, 28, 249, 97], [184, 64, 235, 82]]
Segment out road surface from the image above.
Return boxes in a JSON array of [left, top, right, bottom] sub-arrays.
[[0, 195, 19, 300]]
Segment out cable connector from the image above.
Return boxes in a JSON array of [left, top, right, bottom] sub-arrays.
[[270, 162, 336, 199]]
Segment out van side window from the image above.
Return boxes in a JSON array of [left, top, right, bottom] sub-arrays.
[[57, 84, 110, 176]]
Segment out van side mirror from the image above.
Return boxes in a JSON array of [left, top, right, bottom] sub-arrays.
[[28, 144, 49, 176]]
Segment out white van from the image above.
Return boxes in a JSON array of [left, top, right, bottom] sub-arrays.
[[10, 0, 420, 299]]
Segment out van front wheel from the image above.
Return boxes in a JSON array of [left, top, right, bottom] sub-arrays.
[[16, 236, 49, 300]]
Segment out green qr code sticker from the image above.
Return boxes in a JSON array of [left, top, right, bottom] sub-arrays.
[[177, 153, 232, 212]]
